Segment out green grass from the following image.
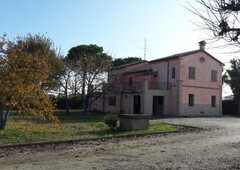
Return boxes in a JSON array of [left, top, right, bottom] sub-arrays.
[[0, 110, 183, 146]]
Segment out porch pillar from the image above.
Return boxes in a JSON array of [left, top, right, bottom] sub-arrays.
[[219, 85, 222, 116], [176, 80, 182, 116], [119, 83, 123, 114], [142, 80, 148, 114]]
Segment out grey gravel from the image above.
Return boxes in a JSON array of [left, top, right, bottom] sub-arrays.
[[1, 117, 240, 170]]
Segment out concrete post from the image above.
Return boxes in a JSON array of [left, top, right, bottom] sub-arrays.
[[176, 80, 182, 116], [219, 85, 222, 116], [119, 83, 123, 114], [142, 80, 148, 115]]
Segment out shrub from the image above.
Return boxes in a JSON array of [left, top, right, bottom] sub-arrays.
[[222, 100, 238, 115], [103, 112, 119, 130]]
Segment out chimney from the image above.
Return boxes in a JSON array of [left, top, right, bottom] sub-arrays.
[[199, 41, 206, 51]]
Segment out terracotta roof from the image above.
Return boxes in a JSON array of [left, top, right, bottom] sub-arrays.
[[149, 50, 224, 65], [123, 65, 151, 75], [111, 60, 147, 70]]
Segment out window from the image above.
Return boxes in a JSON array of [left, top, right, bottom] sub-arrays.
[[211, 96, 216, 107], [172, 67, 175, 79], [211, 70, 217, 82], [109, 96, 116, 106], [189, 67, 196, 79], [129, 77, 133, 87], [188, 94, 194, 107]]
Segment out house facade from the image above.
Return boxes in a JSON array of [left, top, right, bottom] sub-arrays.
[[90, 41, 224, 116]]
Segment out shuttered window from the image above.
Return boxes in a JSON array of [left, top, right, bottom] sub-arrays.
[[189, 67, 195, 79], [211, 70, 217, 82]]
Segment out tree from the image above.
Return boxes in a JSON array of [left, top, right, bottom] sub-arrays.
[[0, 34, 58, 130], [187, 0, 240, 44], [113, 57, 142, 67], [23, 34, 64, 91], [66, 45, 112, 114], [224, 58, 240, 114]]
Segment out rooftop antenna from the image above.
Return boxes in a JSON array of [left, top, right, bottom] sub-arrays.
[[144, 38, 146, 60], [137, 38, 151, 60]]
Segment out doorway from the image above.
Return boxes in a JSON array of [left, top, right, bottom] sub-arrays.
[[133, 95, 141, 113], [153, 96, 164, 116]]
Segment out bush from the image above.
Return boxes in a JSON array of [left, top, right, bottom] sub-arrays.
[[103, 113, 119, 130], [222, 100, 238, 115]]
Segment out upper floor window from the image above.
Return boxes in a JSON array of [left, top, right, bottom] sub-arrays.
[[129, 77, 133, 87], [189, 67, 196, 79], [172, 67, 175, 79], [211, 70, 217, 82]]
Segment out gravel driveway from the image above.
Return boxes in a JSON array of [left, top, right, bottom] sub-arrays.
[[1, 117, 240, 170]]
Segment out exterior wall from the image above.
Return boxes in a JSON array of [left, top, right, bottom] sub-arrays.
[[91, 51, 223, 117], [150, 62, 168, 83], [179, 51, 223, 116], [142, 81, 171, 115], [90, 94, 121, 113], [180, 86, 221, 116], [179, 52, 222, 88], [121, 93, 131, 114], [169, 59, 181, 86]]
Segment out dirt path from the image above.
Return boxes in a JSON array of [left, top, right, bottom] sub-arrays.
[[1, 117, 240, 170]]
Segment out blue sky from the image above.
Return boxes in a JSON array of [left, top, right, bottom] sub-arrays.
[[2, 0, 234, 96], [1, 0, 235, 95], [1, 0, 209, 59]]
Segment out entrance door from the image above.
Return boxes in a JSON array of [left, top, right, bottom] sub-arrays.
[[133, 95, 141, 113], [153, 96, 164, 116]]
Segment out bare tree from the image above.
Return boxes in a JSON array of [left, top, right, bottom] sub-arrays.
[[187, 0, 240, 45]]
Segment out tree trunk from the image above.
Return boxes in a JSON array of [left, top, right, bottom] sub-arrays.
[[66, 98, 70, 115], [0, 104, 10, 130], [82, 71, 86, 110]]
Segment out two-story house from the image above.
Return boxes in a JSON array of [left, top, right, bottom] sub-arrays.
[[90, 41, 224, 116]]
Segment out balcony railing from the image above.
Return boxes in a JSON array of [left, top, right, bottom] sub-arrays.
[[122, 82, 143, 91], [121, 81, 171, 91], [148, 81, 171, 90]]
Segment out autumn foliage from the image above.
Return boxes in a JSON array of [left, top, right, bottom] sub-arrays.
[[0, 34, 58, 125]]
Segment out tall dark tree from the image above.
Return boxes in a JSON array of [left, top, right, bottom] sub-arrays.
[[113, 57, 142, 67], [66, 44, 112, 114], [224, 58, 240, 114]]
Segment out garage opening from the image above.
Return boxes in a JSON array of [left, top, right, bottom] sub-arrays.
[[153, 96, 164, 116], [133, 95, 141, 113]]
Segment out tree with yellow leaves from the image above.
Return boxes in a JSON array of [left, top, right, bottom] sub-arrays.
[[0, 34, 59, 130]]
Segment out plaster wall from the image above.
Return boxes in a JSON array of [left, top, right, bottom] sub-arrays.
[[179, 52, 223, 88]]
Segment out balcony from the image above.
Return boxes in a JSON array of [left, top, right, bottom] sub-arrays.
[[121, 81, 171, 91], [122, 82, 143, 91], [148, 81, 171, 90]]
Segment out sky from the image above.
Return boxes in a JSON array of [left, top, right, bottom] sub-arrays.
[[1, 0, 236, 96]]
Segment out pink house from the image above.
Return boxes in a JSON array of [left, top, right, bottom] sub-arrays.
[[90, 41, 224, 116]]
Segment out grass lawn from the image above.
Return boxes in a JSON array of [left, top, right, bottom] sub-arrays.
[[0, 110, 183, 146]]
